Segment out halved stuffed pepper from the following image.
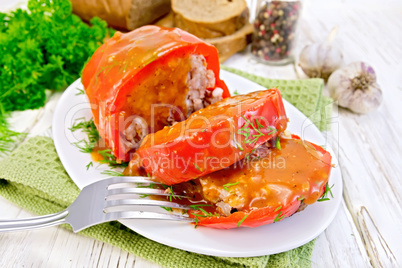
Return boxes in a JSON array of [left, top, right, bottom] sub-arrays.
[[126, 88, 332, 229], [181, 134, 332, 229], [82, 25, 230, 161], [136, 88, 288, 185]]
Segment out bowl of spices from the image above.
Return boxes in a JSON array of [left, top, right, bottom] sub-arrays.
[[251, 0, 302, 65]]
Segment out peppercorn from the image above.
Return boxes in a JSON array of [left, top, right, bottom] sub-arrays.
[[251, 0, 302, 64]]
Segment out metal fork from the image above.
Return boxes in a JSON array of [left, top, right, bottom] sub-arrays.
[[0, 176, 194, 233]]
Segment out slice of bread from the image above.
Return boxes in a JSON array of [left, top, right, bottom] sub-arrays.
[[128, 0, 171, 29], [171, 0, 248, 38], [155, 12, 253, 62], [205, 23, 253, 62], [71, 0, 171, 30]]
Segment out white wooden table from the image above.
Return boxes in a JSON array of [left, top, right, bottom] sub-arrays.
[[1, 0, 401, 267]]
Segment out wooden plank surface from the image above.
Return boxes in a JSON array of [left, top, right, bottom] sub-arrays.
[[1, 0, 401, 267]]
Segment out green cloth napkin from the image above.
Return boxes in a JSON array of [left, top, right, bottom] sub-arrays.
[[221, 66, 332, 131], [0, 70, 332, 268]]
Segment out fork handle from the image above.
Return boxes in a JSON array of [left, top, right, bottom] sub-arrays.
[[0, 210, 69, 232]]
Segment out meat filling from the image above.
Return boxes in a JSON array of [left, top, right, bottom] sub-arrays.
[[122, 54, 223, 153], [185, 54, 223, 116]]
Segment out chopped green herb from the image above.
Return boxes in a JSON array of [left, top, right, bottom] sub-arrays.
[[297, 196, 305, 201], [194, 163, 202, 172], [101, 170, 123, 176], [189, 204, 213, 210], [245, 148, 256, 161], [276, 137, 281, 150], [274, 205, 282, 212], [136, 183, 158, 198], [164, 185, 181, 202], [223, 182, 239, 192], [237, 114, 277, 146], [136, 183, 158, 189], [70, 118, 100, 153], [161, 206, 173, 212], [233, 90, 239, 95], [97, 149, 128, 168], [190, 204, 219, 218], [75, 88, 85, 95], [86, 161, 93, 170], [70, 117, 129, 170], [232, 136, 244, 151], [193, 216, 199, 228], [274, 210, 284, 222], [191, 213, 209, 218], [317, 182, 334, 202], [237, 214, 248, 227]]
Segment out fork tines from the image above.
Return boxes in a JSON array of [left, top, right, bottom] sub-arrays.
[[104, 176, 192, 213]]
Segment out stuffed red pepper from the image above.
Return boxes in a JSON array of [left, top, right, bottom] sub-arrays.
[[136, 88, 288, 185], [82, 25, 230, 161]]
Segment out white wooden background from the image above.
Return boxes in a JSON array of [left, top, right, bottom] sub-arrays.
[[1, 0, 401, 267]]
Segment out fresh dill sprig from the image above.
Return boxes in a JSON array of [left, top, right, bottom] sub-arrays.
[[276, 136, 281, 150], [193, 217, 199, 228], [158, 185, 182, 202], [70, 118, 100, 153], [86, 161, 93, 170], [101, 170, 124, 176], [194, 163, 202, 172], [75, 88, 85, 95], [223, 182, 239, 192], [70, 117, 128, 170], [190, 203, 219, 218], [237, 114, 277, 146], [161, 206, 173, 212], [245, 148, 256, 161], [97, 149, 128, 168], [189, 204, 212, 210], [274, 209, 284, 222], [237, 214, 248, 227], [234, 139, 244, 151], [136, 183, 158, 199], [191, 205, 220, 228], [317, 182, 334, 202]]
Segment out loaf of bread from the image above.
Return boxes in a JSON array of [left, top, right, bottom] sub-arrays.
[[70, 0, 171, 30], [171, 0, 248, 39]]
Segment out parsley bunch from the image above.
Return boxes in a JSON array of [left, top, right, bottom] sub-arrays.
[[0, 0, 113, 154]]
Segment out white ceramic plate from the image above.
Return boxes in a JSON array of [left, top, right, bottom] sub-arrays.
[[53, 70, 342, 257]]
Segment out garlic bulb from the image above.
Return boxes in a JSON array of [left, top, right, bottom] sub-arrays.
[[327, 62, 382, 114], [299, 42, 343, 81]]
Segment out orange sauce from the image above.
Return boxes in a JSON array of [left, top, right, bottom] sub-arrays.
[[171, 137, 331, 215]]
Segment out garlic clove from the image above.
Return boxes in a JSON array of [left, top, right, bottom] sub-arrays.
[[299, 42, 343, 81], [328, 62, 382, 114]]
